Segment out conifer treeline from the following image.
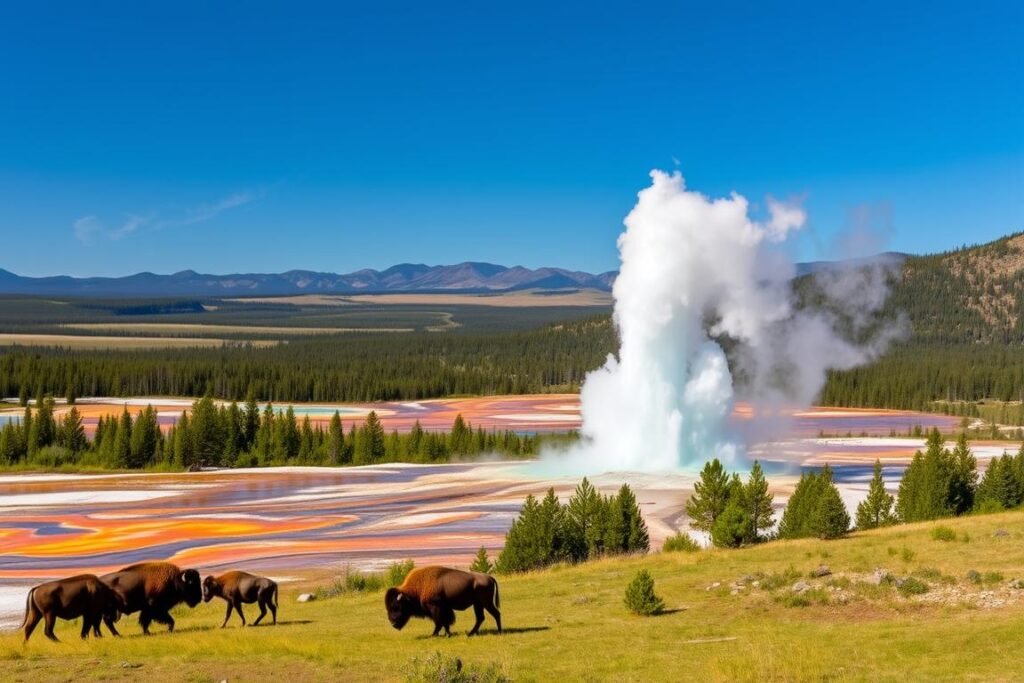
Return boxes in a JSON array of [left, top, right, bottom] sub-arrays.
[[496, 478, 649, 573], [0, 397, 554, 470], [683, 429, 1024, 549]]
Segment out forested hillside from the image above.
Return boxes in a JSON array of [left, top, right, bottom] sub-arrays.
[[0, 235, 1022, 410]]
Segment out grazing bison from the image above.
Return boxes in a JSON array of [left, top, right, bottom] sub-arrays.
[[100, 562, 202, 635], [385, 566, 501, 637], [202, 571, 278, 627], [21, 574, 124, 642]]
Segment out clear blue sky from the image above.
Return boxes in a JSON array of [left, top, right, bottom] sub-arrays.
[[2, 1, 1021, 277]]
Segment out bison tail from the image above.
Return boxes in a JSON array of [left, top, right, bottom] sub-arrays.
[[493, 578, 500, 609], [20, 587, 36, 630], [273, 583, 279, 609]]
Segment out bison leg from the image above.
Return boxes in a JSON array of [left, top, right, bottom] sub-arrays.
[[152, 610, 175, 632], [469, 603, 485, 636], [43, 612, 59, 642], [103, 614, 121, 637], [221, 601, 233, 628], [139, 610, 153, 635], [80, 617, 93, 640], [485, 602, 502, 634], [234, 600, 246, 627], [253, 600, 267, 626], [23, 608, 41, 643]]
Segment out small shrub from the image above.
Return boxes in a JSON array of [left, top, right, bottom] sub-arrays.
[[624, 569, 665, 616], [901, 547, 916, 562], [966, 569, 982, 585], [778, 588, 829, 608], [314, 561, 413, 599], [912, 567, 942, 581], [759, 567, 802, 591], [978, 569, 1003, 585], [663, 532, 701, 553], [403, 652, 510, 683], [931, 526, 957, 542], [897, 577, 929, 597], [470, 547, 494, 573]]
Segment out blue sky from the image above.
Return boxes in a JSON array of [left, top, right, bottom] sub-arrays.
[[1, 1, 1021, 277]]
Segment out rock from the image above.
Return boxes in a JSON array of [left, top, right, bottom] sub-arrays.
[[993, 528, 1010, 538], [120, 662, 142, 670], [868, 568, 890, 586], [811, 565, 831, 578], [739, 574, 754, 583], [1008, 579, 1024, 590], [792, 581, 810, 594], [705, 581, 722, 591], [730, 589, 739, 596], [297, 593, 316, 602], [751, 580, 760, 588]]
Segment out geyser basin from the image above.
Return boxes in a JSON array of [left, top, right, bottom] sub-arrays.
[[546, 170, 899, 474]]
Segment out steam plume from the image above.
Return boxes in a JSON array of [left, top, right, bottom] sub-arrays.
[[549, 170, 896, 473]]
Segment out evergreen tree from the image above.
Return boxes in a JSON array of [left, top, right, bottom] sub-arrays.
[[948, 432, 978, 515], [742, 460, 774, 543], [191, 397, 223, 466], [565, 477, 608, 560], [129, 405, 159, 468], [470, 546, 493, 574], [810, 475, 851, 539], [624, 569, 664, 616], [686, 458, 732, 532], [58, 406, 87, 453], [710, 498, 750, 548], [355, 410, 385, 464], [328, 411, 345, 465], [113, 408, 132, 469], [976, 455, 1022, 510], [603, 484, 649, 554], [897, 429, 953, 522], [855, 460, 895, 529]]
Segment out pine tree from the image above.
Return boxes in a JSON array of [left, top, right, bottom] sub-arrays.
[[59, 407, 87, 453], [742, 460, 774, 543], [856, 460, 895, 529], [565, 478, 608, 560], [624, 569, 664, 616], [710, 497, 750, 548], [686, 458, 732, 532], [191, 397, 223, 466], [603, 484, 649, 554], [810, 474, 851, 539], [897, 429, 954, 522], [113, 408, 132, 469], [948, 432, 977, 515], [328, 411, 344, 465], [470, 546, 493, 573]]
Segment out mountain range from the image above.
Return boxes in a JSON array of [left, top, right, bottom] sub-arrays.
[[0, 254, 905, 298]]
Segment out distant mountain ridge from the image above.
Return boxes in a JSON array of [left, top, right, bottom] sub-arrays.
[[0, 262, 621, 297]]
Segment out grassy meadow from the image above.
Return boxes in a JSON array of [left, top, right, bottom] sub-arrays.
[[4, 511, 1023, 682]]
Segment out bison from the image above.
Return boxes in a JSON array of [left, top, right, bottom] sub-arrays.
[[202, 571, 278, 627], [385, 566, 501, 637], [21, 574, 124, 642], [100, 561, 202, 635]]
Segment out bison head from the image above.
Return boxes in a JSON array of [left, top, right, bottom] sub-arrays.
[[202, 576, 218, 603], [384, 587, 413, 630], [179, 569, 202, 607]]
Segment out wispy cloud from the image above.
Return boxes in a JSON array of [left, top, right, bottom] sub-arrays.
[[73, 191, 259, 244]]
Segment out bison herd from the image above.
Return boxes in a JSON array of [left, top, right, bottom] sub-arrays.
[[20, 563, 502, 643]]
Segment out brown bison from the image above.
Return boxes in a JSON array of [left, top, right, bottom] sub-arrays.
[[21, 574, 125, 642], [100, 561, 202, 634], [385, 566, 501, 637], [202, 571, 278, 627]]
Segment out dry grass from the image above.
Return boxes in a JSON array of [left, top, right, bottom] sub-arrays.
[[3, 512, 1023, 682], [0, 334, 279, 350], [60, 323, 415, 335], [227, 289, 613, 308]]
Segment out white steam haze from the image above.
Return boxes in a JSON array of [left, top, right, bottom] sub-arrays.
[[545, 170, 901, 474]]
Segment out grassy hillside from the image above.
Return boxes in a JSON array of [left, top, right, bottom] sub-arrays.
[[4, 511, 1023, 682]]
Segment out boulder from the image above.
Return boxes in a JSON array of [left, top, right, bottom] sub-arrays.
[[992, 528, 1010, 538], [792, 581, 811, 594], [297, 593, 316, 603], [811, 565, 831, 578], [868, 569, 890, 586]]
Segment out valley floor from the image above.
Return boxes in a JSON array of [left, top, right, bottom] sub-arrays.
[[3, 511, 1023, 682]]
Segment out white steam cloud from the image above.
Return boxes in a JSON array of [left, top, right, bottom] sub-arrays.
[[547, 170, 899, 473]]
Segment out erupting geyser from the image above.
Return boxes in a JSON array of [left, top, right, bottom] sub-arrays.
[[548, 170, 896, 473]]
